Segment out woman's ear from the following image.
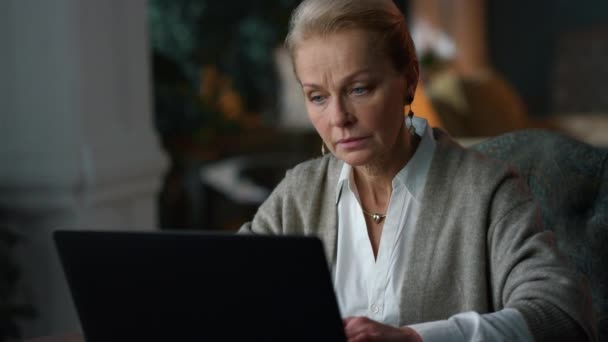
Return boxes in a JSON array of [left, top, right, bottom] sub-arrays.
[[405, 63, 419, 105], [405, 94, 414, 104]]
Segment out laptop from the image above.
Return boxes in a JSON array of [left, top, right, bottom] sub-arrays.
[[54, 230, 346, 342]]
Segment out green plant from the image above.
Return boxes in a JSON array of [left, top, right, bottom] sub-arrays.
[[148, 0, 301, 145]]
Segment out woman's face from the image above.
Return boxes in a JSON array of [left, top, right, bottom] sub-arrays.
[[294, 29, 408, 167]]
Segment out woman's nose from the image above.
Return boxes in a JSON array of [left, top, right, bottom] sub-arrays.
[[329, 97, 354, 127]]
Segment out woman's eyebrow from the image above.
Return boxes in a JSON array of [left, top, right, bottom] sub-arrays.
[[301, 69, 374, 89], [342, 68, 373, 82], [301, 82, 321, 88]]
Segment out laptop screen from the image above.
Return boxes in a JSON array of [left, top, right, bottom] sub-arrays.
[[55, 230, 346, 342]]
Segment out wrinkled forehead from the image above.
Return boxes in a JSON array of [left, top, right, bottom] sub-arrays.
[[293, 29, 391, 81]]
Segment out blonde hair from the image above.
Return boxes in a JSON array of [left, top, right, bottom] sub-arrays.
[[285, 0, 419, 100]]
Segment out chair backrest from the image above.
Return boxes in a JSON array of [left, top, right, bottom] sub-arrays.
[[472, 129, 608, 340]]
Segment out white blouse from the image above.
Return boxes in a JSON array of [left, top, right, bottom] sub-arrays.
[[333, 117, 533, 341]]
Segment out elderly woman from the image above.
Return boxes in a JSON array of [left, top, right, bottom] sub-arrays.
[[240, 0, 595, 341]]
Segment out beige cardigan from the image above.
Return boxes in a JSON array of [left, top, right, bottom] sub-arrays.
[[239, 129, 596, 341]]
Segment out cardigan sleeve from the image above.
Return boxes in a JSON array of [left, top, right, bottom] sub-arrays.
[[237, 170, 292, 235], [486, 174, 596, 342]]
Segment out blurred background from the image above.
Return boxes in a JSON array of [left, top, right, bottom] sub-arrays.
[[1, 0, 607, 340]]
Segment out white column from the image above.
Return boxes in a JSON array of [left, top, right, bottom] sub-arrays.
[[0, 0, 167, 338]]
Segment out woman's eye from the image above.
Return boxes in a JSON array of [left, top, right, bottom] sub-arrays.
[[351, 86, 368, 95], [309, 95, 325, 104]]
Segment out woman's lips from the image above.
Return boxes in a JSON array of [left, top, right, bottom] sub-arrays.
[[336, 136, 368, 150]]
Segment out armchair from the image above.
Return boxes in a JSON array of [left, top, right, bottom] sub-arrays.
[[472, 129, 608, 340]]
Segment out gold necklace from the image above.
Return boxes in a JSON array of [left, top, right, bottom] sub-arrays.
[[361, 209, 386, 224]]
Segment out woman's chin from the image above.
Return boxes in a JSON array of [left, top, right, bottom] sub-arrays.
[[335, 150, 376, 167]]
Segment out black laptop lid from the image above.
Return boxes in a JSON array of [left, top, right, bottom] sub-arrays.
[[54, 230, 346, 342]]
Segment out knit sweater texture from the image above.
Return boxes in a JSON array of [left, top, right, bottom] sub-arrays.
[[239, 129, 596, 341]]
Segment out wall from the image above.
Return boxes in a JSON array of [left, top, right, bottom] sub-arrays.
[[487, 0, 608, 116]]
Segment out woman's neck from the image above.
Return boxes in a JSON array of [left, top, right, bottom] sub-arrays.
[[353, 124, 419, 209]]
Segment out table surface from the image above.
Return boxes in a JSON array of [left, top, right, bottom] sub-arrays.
[[24, 333, 84, 342]]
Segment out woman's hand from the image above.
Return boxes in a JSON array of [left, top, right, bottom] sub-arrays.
[[343, 317, 423, 342]]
